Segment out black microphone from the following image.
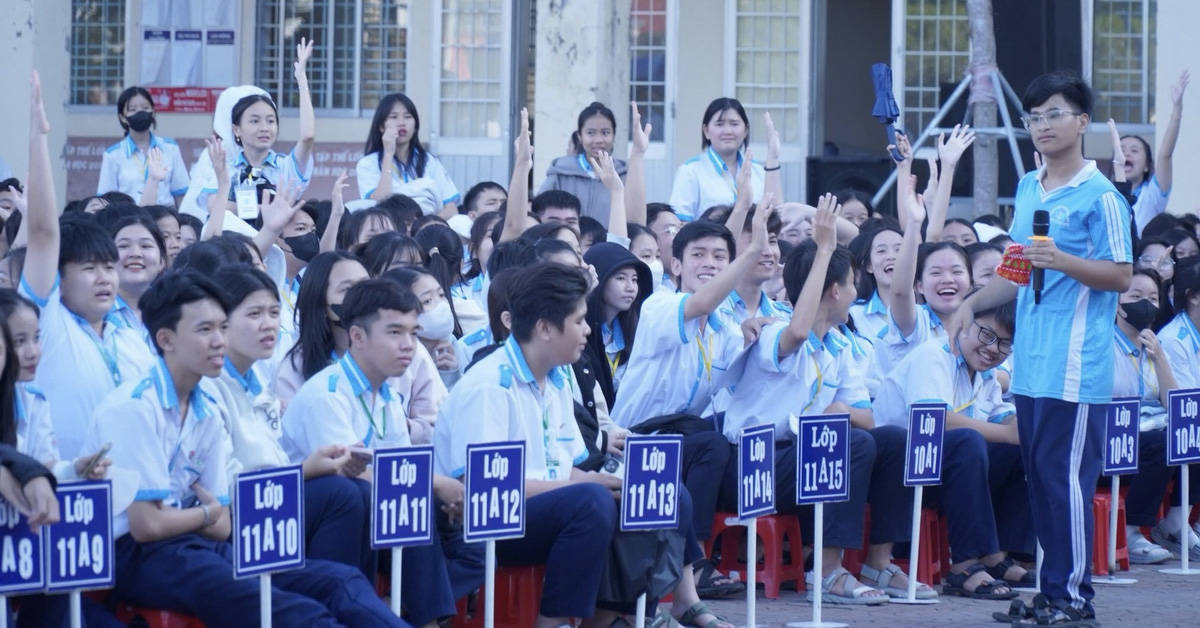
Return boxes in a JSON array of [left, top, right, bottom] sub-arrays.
[[1032, 209, 1050, 305]]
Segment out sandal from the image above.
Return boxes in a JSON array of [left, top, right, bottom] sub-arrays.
[[692, 559, 744, 598], [1151, 521, 1200, 561], [805, 566, 890, 605], [674, 601, 733, 628], [994, 599, 1036, 623], [942, 562, 1017, 600], [1009, 594, 1100, 626], [859, 563, 938, 599], [985, 557, 1037, 587]]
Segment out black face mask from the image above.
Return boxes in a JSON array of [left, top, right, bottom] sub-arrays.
[[1121, 298, 1158, 332], [283, 233, 319, 263], [125, 111, 154, 133]]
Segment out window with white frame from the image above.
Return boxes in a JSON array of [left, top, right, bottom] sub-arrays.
[[902, 0, 970, 135], [70, 0, 127, 105], [630, 0, 668, 143], [729, 0, 802, 147], [437, 0, 505, 139], [255, 0, 409, 112], [1092, 0, 1157, 125]]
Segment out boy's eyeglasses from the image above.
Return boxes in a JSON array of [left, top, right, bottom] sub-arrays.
[[974, 322, 1013, 354], [1021, 110, 1084, 130]]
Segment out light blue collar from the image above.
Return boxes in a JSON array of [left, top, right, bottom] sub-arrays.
[[502, 337, 565, 389], [124, 133, 163, 158], [941, 343, 995, 381], [1179, 313, 1200, 352], [706, 146, 744, 179], [865, 291, 887, 316], [922, 303, 945, 330], [338, 352, 393, 402], [603, 320, 626, 354], [837, 325, 869, 359], [149, 358, 213, 421], [235, 149, 281, 169], [577, 153, 594, 175], [223, 357, 263, 396]]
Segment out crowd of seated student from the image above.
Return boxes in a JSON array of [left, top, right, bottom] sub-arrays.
[[5, 50, 1200, 628]]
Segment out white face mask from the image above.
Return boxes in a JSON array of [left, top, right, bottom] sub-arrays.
[[646, 259, 665, 289], [417, 299, 455, 340]]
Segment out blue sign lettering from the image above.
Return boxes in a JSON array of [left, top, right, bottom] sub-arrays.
[[622, 436, 683, 530], [1169, 389, 1200, 466], [738, 425, 776, 518], [234, 466, 304, 579], [45, 481, 113, 592], [372, 446, 435, 548], [0, 497, 44, 594], [796, 414, 850, 504], [1105, 398, 1141, 475], [465, 442, 525, 542], [905, 403, 946, 486]]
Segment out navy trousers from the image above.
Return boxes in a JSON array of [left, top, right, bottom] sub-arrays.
[[1014, 395, 1105, 614], [13, 595, 123, 628], [305, 475, 373, 577], [495, 483, 616, 618], [1123, 428, 1200, 526], [396, 514, 486, 625], [717, 428, 876, 550], [114, 533, 411, 627], [681, 430, 731, 541]]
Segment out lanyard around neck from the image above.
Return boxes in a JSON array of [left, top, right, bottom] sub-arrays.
[[357, 392, 388, 445]]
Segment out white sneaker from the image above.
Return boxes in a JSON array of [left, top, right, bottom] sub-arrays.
[[1127, 534, 1172, 564]]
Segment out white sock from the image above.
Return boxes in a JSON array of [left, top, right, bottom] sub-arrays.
[[1161, 507, 1186, 534], [1127, 526, 1147, 542]]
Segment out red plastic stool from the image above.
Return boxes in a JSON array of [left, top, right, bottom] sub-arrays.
[[114, 604, 204, 628], [1092, 491, 1130, 576], [893, 509, 946, 586], [709, 512, 805, 599], [452, 565, 545, 628]]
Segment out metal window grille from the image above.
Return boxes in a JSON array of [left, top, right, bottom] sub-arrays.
[[630, 0, 668, 143], [70, 0, 127, 105], [731, 0, 803, 145], [439, 0, 505, 139], [902, 0, 970, 135], [1092, 0, 1156, 124]]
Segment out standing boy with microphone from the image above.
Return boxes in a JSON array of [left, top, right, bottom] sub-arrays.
[[947, 71, 1132, 627]]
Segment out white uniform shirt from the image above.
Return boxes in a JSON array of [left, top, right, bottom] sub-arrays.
[[85, 359, 232, 539], [211, 359, 289, 475], [1132, 175, 1170, 236], [434, 338, 587, 481], [16, 384, 58, 467], [668, 147, 765, 222], [1112, 329, 1168, 432], [355, 152, 461, 212], [848, 291, 889, 348], [1159, 312, 1200, 390], [21, 276, 157, 459], [873, 339, 1014, 429], [721, 324, 872, 441], [97, 134, 190, 205], [194, 148, 314, 213], [281, 352, 412, 462], [611, 291, 741, 428], [873, 304, 947, 382]]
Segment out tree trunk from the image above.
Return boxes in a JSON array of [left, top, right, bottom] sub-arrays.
[[967, 0, 999, 219]]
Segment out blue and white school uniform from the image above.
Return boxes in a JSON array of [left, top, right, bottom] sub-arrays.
[[848, 291, 889, 346], [282, 352, 412, 461], [458, 326, 494, 370], [1007, 161, 1132, 612], [16, 383, 74, 479], [85, 358, 232, 539], [668, 147, 765, 222], [610, 291, 742, 429], [355, 151, 460, 212], [873, 340, 1014, 428], [97, 133, 190, 205], [872, 304, 946, 382], [112, 295, 152, 350], [1112, 329, 1168, 431], [21, 276, 157, 459], [455, 274, 490, 315], [717, 289, 792, 325], [449, 281, 489, 335], [194, 148, 314, 214], [1159, 312, 1200, 390], [722, 325, 871, 441], [600, 321, 629, 393], [1132, 175, 1170, 236]]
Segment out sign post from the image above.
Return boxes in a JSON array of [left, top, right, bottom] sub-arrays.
[[1162, 389, 1200, 575], [0, 495, 47, 628], [234, 466, 305, 627], [894, 403, 945, 604], [787, 414, 851, 628], [372, 446, 435, 616], [45, 481, 114, 628], [465, 442, 526, 628], [738, 425, 776, 627], [622, 435, 684, 626], [1097, 398, 1140, 585]]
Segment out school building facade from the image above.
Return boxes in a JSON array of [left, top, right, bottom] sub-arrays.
[[1, 0, 1197, 216]]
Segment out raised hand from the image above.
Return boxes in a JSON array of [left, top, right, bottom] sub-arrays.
[[1172, 69, 1191, 108], [261, 178, 306, 234], [294, 37, 314, 82], [812, 192, 839, 252], [923, 157, 939, 203], [764, 112, 781, 165], [146, 147, 168, 182], [589, 150, 624, 193], [733, 148, 755, 210], [30, 70, 49, 136], [747, 192, 775, 254], [206, 135, 228, 182], [330, 169, 350, 215], [904, 174, 927, 226], [937, 124, 976, 168], [382, 126, 399, 157], [891, 131, 913, 166], [630, 102, 652, 155], [514, 107, 533, 171]]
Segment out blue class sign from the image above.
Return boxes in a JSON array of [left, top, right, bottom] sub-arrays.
[[738, 425, 776, 519], [796, 414, 850, 504], [1168, 389, 1200, 466], [622, 435, 683, 531], [1104, 397, 1141, 475], [905, 403, 946, 486], [45, 481, 113, 592], [234, 466, 305, 579], [464, 442, 526, 542], [372, 446, 435, 548], [0, 497, 45, 594]]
